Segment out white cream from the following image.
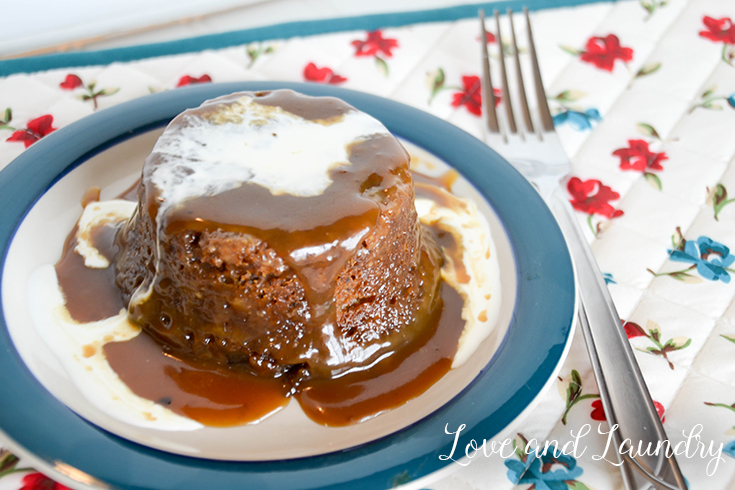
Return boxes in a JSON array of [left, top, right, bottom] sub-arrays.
[[415, 194, 501, 367], [407, 144, 502, 368], [74, 200, 137, 268], [149, 96, 389, 214]]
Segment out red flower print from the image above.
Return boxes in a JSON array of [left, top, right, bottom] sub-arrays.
[[699, 16, 735, 44], [450, 75, 501, 117], [612, 140, 668, 172], [579, 34, 633, 72], [590, 399, 606, 421], [623, 320, 647, 339], [303, 63, 347, 84], [19, 472, 71, 490], [590, 399, 665, 423], [477, 29, 496, 44], [452, 76, 482, 116], [176, 74, 212, 87], [59, 74, 83, 90], [57, 74, 119, 110], [567, 177, 624, 218], [655, 401, 666, 423], [351, 30, 399, 58], [6, 115, 56, 148]]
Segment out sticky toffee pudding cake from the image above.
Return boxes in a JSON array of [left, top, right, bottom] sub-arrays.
[[115, 89, 444, 381], [43, 89, 499, 429]]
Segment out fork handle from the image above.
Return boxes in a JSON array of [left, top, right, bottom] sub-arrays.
[[548, 188, 688, 490]]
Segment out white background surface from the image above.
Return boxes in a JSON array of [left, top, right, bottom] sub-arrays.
[[2, 0, 488, 57]]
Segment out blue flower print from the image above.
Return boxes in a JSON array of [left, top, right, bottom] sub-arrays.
[[669, 236, 735, 283], [724, 440, 735, 458], [602, 272, 616, 285], [728, 94, 735, 108], [552, 109, 601, 131], [505, 449, 583, 490]]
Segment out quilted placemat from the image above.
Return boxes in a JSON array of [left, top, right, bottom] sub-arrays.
[[1, 0, 735, 489]]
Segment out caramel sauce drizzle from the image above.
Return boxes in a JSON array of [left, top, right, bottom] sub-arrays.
[[296, 282, 463, 426], [156, 91, 403, 320], [55, 168, 469, 427], [160, 134, 401, 317]]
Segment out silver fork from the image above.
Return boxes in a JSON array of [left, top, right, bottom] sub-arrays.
[[480, 9, 688, 490]]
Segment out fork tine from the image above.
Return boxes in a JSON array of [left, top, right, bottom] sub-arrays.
[[524, 7, 554, 132], [494, 9, 517, 135], [479, 10, 500, 134], [508, 9, 534, 135]]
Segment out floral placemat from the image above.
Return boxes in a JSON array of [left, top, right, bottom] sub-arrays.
[[1, 0, 735, 489]]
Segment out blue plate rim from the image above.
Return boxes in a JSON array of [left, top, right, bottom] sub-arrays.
[[0, 81, 575, 490]]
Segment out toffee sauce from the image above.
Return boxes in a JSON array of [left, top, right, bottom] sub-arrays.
[[55, 207, 467, 427], [104, 333, 291, 427], [55, 223, 124, 322]]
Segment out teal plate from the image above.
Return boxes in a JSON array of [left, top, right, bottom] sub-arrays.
[[0, 82, 574, 490]]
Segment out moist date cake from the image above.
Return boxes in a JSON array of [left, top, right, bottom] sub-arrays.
[[114, 89, 444, 381]]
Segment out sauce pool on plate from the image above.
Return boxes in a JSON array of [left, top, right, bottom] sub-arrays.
[[53, 168, 474, 427]]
